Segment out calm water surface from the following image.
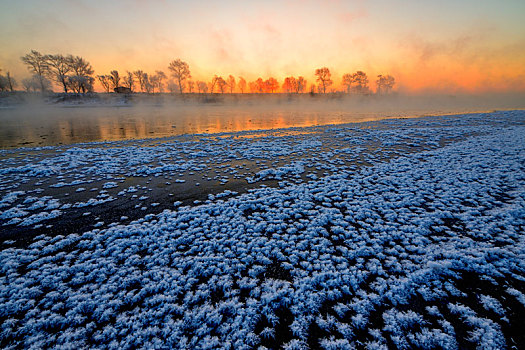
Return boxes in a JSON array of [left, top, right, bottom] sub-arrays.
[[0, 103, 491, 148]]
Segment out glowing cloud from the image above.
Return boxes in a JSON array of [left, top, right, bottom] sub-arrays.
[[1, 0, 524, 93]]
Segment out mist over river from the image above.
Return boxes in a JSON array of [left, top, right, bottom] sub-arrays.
[[1, 92, 524, 148]]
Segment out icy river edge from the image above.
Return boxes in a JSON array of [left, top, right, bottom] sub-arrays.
[[1, 111, 524, 349]]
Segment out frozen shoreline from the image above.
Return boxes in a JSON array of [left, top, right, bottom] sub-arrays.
[[1, 111, 497, 241], [1, 111, 524, 348]]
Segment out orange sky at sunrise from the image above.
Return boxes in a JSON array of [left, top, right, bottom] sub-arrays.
[[1, 0, 525, 93]]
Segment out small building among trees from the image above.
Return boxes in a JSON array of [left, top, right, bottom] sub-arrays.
[[114, 86, 131, 93]]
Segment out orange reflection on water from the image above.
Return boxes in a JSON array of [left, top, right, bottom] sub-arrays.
[[1, 97, 523, 148], [1, 106, 343, 148]]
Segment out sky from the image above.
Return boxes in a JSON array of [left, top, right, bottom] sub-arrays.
[[1, 0, 525, 93]]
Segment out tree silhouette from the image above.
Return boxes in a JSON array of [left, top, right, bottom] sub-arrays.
[[228, 75, 236, 93], [0, 72, 17, 92], [197, 81, 208, 94], [133, 70, 146, 92], [342, 71, 369, 94], [150, 75, 159, 93], [342, 73, 352, 93], [97, 75, 111, 93], [209, 75, 219, 93], [22, 75, 50, 92], [376, 74, 395, 94], [296, 76, 307, 93], [6, 72, 16, 92], [0, 72, 14, 92], [248, 81, 257, 93], [255, 78, 265, 93], [154, 71, 166, 93], [265, 77, 279, 93], [187, 80, 195, 93], [109, 70, 120, 90], [67, 55, 94, 93], [315, 67, 332, 94], [142, 73, 153, 93], [68, 76, 94, 93], [282, 77, 297, 93], [168, 59, 191, 94], [238, 77, 246, 93], [20, 50, 50, 92], [21, 78, 32, 92], [0, 76, 7, 92], [46, 54, 72, 93], [353, 71, 369, 94], [167, 80, 178, 94], [217, 76, 227, 93], [124, 71, 134, 92]]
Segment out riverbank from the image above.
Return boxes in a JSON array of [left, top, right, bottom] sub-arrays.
[[0, 111, 524, 348]]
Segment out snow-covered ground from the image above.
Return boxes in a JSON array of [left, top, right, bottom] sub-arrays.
[[0, 111, 524, 349]]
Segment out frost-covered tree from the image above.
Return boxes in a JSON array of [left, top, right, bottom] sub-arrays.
[[67, 55, 94, 93], [0, 72, 16, 92], [46, 54, 73, 93], [67, 55, 93, 79], [21, 74, 50, 92], [315, 67, 332, 94], [68, 75, 94, 93], [20, 50, 50, 92], [21, 76, 34, 92], [167, 59, 191, 94], [0, 75, 8, 92]]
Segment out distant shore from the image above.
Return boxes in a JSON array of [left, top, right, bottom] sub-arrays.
[[1, 90, 525, 109]]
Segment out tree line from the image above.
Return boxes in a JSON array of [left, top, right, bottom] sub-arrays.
[[1, 50, 396, 95]]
